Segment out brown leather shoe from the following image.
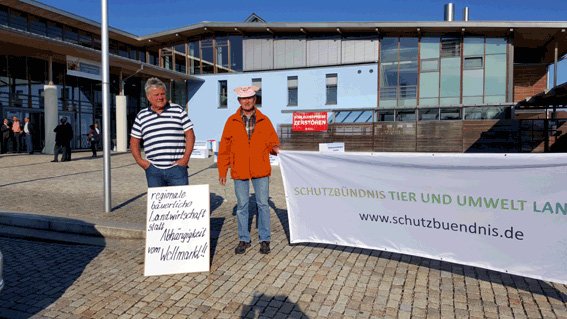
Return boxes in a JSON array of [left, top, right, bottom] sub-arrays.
[[235, 241, 251, 254], [259, 241, 270, 254]]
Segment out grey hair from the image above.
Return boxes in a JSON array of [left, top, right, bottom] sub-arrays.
[[144, 77, 167, 94]]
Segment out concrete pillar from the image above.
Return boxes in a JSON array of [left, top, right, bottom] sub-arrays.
[[42, 84, 58, 154], [115, 95, 128, 152]]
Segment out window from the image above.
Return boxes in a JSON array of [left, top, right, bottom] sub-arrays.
[[419, 37, 440, 106], [188, 41, 200, 74], [440, 37, 462, 105], [379, 37, 418, 108], [216, 37, 229, 73], [148, 51, 158, 66], [218, 80, 227, 108], [378, 110, 395, 121], [252, 78, 262, 107], [464, 57, 483, 70], [326, 74, 337, 105], [420, 59, 439, 72], [287, 76, 298, 106], [440, 108, 461, 120], [419, 108, 439, 121], [331, 111, 372, 123], [174, 43, 186, 54], [396, 110, 417, 122], [78, 32, 93, 48], [8, 10, 27, 31], [63, 27, 79, 44], [440, 38, 460, 57], [201, 38, 214, 74], [229, 36, 243, 72], [484, 38, 507, 103], [0, 6, 7, 25], [29, 16, 47, 36], [47, 21, 62, 40]]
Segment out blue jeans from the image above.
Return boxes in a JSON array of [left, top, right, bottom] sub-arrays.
[[145, 164, 188, 188], [25, 134, 33, 153], [234, 177, 270, 242]]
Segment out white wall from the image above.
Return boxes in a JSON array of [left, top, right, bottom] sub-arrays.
[[187, 63, 378, 141]]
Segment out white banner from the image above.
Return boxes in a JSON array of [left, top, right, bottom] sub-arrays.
[[145, 184, 210, 276], [279, 151, 567, 284]]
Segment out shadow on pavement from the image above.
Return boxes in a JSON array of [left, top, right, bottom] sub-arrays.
[[210, 193, 224, 213], [210, 217, 225, 264], [0, 218, 105, 319], [113, 192, 146, 211], [269, 199, 290, 243], [240, 292, 308, 318], [209, 193, 226, 264], [229, 196, 288, 245]]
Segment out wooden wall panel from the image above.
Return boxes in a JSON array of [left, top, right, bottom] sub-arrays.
[[417, 121, 463, 152], [463, 120, 519, 153], [373, 122, 416, 152]]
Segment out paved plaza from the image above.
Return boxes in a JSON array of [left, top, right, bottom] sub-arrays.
[[0, 152, 566, 318]]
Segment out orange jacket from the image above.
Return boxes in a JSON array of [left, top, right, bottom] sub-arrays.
[[218, 108, 280, 180]]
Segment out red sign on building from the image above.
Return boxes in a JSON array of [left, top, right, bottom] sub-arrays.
[[292, 112, 328, 132]]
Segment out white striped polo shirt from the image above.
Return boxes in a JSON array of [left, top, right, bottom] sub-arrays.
[[130, 103, 194, 169]]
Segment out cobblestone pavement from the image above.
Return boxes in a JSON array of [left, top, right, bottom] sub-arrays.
[[0, 152, 566, 318]]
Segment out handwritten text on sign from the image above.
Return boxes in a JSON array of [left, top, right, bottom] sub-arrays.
[[145, 184, 210, 276]]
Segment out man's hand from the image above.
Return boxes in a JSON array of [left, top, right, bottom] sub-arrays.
[[138, 159, 151, 170], [176, 158, 190, 167], [272, 145, 280, 154], [219, 177, 226, 186]]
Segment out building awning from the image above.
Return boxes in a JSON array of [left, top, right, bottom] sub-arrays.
[[516, 82, 567, 109], [0, 25, 196, 82]]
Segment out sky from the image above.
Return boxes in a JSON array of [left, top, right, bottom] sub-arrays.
[[38, 0, 566, 84]]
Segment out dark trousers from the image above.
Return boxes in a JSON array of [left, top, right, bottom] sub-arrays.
[[25, 133, 33, 154], [90, 141, 97, 157], [0, 138, 6, 154], [54, 142, 71, 161], [64, 141, 71, 161], [13, 132, 22, 152]]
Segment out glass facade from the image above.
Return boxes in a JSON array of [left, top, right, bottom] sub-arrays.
[[416, 36, 508, 112], [379, 37, 418, 108], [0, 55, 149, 150], [0, 4, 150, 66], [1, 0, 521, 151], [182, 36, 243, 74]]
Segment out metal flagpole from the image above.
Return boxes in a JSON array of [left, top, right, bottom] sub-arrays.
[[101, 0, 112, 212]]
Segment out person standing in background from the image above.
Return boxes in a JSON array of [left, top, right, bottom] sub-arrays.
[[88, 124, 100, 157], [23, 117, 34, 154], [1, 118, 10, 154], [11, 116, 22, 153], [52, 117, 73, 162]]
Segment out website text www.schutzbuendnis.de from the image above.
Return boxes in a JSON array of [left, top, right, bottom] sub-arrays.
[[359, 213, 525, 240]]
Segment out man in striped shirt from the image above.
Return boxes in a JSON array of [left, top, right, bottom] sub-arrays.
[[130, 78, 196, 188]]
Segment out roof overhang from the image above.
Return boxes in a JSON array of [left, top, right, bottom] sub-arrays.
[[142, 21, 567, 63], [5, 1, 567, 63], [516, 82, 567, 109], [0, 25, 194, 81]]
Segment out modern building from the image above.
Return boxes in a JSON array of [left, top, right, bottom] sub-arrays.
[[1, 0, 566, 153]]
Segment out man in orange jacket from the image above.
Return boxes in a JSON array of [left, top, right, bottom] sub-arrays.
[[218, 85, 280, 255]]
